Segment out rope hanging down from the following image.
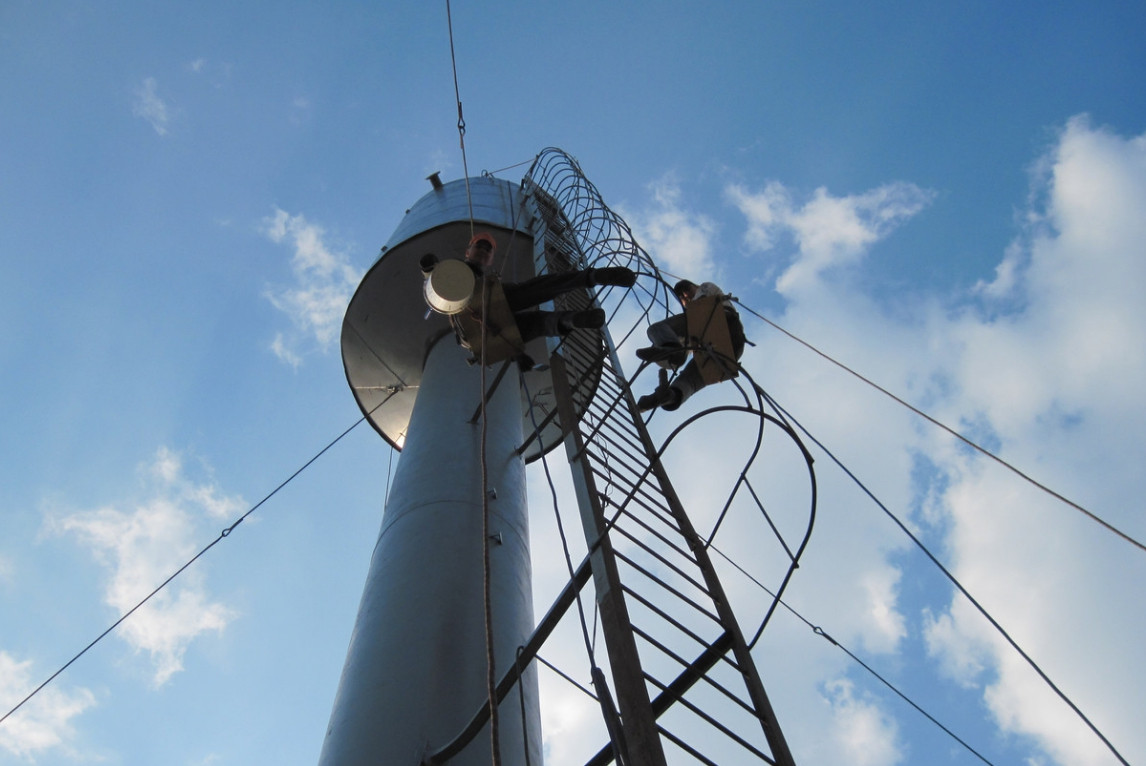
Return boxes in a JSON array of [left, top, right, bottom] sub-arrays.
[[478, 275, 502, 766], [444, 3, 502, 762]]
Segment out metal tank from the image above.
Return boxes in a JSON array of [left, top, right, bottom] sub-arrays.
[[321, 175, 545, 766]]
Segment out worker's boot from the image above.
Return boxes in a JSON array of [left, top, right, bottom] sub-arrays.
[[637, 382, 681, 412], [587, 267, 637, 288], [636, 344, 687, 369]]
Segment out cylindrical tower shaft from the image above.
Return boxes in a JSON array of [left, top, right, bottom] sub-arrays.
[[319, 334, 541, 765]]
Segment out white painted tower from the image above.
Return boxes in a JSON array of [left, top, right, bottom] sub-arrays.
[[321, 176, 553, 765]]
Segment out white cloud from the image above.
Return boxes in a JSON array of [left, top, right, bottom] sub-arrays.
[[132, 77, 170, 136], [823, 679, 904, 766], [973, 240, 1025, 299], [0, 651, 96, 760], [859, 568, 907, 653], [868, 117, 1145, 762], [922, 606, 989, 686], [711, 115, 1146, 765], [185, 58, 232, 88], [727, 180, 935, 295], [47, 448, 242, 687], [270, 333, 303, 370], [261, 208, 362, 366], [622, 174, 719, 280]]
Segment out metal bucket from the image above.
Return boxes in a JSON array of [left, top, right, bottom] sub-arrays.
[[423, 259, 475, 315]]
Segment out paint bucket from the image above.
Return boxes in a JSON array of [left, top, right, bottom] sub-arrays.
[[423, 259, 475, 315]]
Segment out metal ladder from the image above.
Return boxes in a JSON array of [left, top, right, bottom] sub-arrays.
[[423, 157, 801, 766], [524, 175, 797, 766]]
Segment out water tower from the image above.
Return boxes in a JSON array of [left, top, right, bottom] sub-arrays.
[[320, 150, 809, 766]]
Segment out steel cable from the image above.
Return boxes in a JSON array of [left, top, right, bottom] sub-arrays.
[[735, 299, 1145, 555], [0, 403, 383, 728]]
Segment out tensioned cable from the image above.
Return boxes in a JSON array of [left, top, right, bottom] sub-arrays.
[[733, 299, 1145, 555], [0, 404, 382, 728], [708, 544, 995, 766], [759, 388, 1129, 766], [445, 0, 474, 236], [484, 157, 538, 177], [654, 266, 1141, 554]]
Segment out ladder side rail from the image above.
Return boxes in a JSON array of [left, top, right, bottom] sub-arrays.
[[639, 445, 798, 766], [547, 350, 668, 766]]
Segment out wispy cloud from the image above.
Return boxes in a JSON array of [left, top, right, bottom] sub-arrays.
[[185, 58, 232, 88], [261, 208, 362, 367], [0, 652, 95, 760], [47, 447, 243, 687], [727, 180, 935, 294], [823, 680, 904, 766], [622, 174, 719, 280], [132, 77, 171, 136]]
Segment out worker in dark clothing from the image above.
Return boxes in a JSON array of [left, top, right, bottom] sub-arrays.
[[420, 232, 636, 343], [635, 279, 746, 412]]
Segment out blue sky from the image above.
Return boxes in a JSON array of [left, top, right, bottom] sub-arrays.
[[2, 1, 1145, 764]]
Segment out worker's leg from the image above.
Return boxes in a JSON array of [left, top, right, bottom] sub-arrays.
[[502, 267, 634, 311], [663, 363, 705, 411], [645, 313, 687, 347], [636, 314, 688, 369], [503, 273, 586, 311], [516, 309, 606, 343], [636, 362, 706, 412]]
